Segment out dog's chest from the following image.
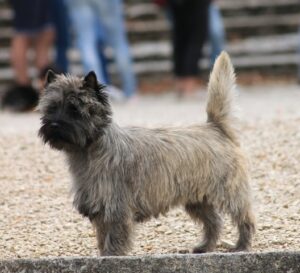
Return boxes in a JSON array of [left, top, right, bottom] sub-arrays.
[[68, 153, 114, 214]]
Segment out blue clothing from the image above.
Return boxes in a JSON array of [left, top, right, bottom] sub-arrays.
[[209, 3, 225, 65], [65, 0, 137, 97], [51, 0, 70, 73]]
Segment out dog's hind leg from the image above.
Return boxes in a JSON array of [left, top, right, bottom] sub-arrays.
[[185, 197, 222, 253], [225, 176, 256, 252], [229, 202, 255, 252]]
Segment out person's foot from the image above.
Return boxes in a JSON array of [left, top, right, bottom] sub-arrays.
[[106, 85, 126, 103], [1, 85, 39, 112], [125, 94, 139, 105], [176, 77, 202, 98]]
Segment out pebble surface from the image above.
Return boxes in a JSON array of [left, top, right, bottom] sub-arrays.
[[0, 86, 299, 258]]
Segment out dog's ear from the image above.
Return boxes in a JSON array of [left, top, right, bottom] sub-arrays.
[[83, 71, 108, 104], [83, 71, 98, 90], [45, 69, 57, 86]]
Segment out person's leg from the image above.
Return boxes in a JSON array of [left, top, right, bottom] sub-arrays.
[[181, 0, 209, 77], [10, 34, 31, 85], [168, 0, 189, 94], [169, 0, 209, 95], [65, 0, 106, 83], [94, 0, 137, 97], [51, 0, 70, 73], [34, 27, 55, 72], [6, 0, 51, 111], [185, 0, 209, 94], [9, 0, 34, 86], [169, 0, 187, 79], [97, 42, 110, 85], [298, 26, 300, 82], [209, 2, 225, 66], [96, 20, 111, 84]]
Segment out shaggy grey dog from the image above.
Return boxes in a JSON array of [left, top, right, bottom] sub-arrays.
[[38, 52, 255, 256]]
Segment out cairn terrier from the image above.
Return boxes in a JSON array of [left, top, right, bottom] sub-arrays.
[[38, 52, 255, 256]]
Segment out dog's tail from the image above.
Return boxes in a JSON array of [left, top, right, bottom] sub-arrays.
[[206, 51, 239, 144]]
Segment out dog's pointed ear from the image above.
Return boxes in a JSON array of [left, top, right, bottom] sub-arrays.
[[83, 71, 108, 104], [45, 69, 57, 86], [84, 71, 98, 90]]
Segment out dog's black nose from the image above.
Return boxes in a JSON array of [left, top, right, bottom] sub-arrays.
[[50, 122, 60, 129]]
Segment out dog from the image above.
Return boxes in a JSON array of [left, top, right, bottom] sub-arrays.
[[38, 52, 255, 256]]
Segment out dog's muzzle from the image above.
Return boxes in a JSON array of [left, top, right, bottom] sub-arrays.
[[39, 120, 76, 150]]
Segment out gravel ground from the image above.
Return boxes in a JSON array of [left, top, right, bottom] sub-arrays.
[[0, 85, 299, 258]]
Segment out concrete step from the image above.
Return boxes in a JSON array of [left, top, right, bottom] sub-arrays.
[[0, 53, 299, 85], [0, 252, 299, 273], [219, 0, 300, 9], [1, 0, 299, 21], [1, 12, 299, 41], [0, 33, 298, 65]]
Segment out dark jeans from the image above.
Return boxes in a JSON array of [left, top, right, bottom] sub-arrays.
[[51, 0, 70, 73], [169, 0, 210, 77]]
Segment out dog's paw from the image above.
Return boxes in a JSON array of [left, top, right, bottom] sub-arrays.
[[178, 249, 190, 254], [229, 245, 250, 252], [193, 242, 215, 254], [192, 247, 208, 254], [192, 244, 214, 254]]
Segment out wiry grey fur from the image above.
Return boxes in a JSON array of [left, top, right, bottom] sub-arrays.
[[38, 52, 255, 256]]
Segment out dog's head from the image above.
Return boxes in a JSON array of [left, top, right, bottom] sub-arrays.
[[38, 70, 112, 152]]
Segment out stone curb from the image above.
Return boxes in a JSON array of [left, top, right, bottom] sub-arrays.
[[0, 251, 299, 273]]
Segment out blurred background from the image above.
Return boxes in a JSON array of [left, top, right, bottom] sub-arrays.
[[0, 0, 299, 108]]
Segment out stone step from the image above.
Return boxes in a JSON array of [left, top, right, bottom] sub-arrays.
[[0, 252, 299, 273], [0, 53, 298, 85], [1, 0, 299, 21], [219, 0, 299, 9], [1, 12, 299, 41], [0, 33, 297, 65]]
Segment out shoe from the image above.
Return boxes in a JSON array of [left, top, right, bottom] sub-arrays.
[[125, 94, 140, 105], [106, 85, 126, 103], [1, 85, 39, 112]]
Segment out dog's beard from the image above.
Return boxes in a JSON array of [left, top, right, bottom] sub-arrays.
[[39, 119, 90, 151]]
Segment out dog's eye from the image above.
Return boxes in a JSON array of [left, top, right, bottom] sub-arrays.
[[89, 106, 96, 116], [47, 105, 58, 114], [68, 104, 81, 118]]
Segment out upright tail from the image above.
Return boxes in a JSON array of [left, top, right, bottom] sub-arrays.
[[206, 52, 239, 144]]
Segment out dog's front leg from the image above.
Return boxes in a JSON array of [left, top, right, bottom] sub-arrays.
[[94, 206, 133, 256], [92, 215, 108, 253], [102, 218, 133, 256]]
